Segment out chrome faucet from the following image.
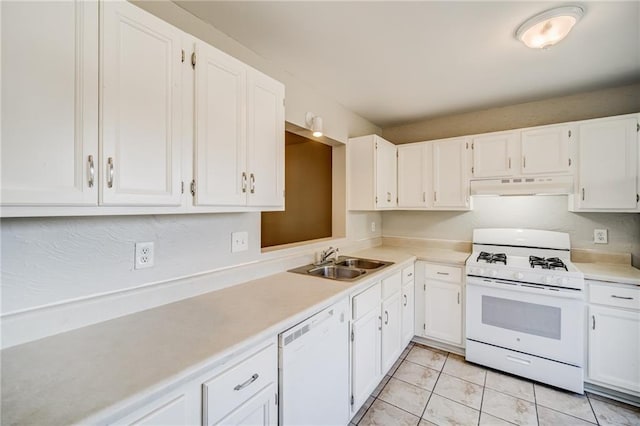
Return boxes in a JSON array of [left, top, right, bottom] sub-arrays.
[[317, 246, 339, 265]]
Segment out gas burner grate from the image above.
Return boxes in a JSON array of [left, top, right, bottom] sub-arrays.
[[529, 256, 568, 271], [477, 251, 507, 265]]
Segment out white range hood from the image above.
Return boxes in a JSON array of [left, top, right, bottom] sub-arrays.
[[470, 175, 573, 196]]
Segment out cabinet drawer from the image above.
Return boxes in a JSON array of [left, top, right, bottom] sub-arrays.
[[203, 343, 277, 425], [352, 282, 381, 320], [402, 265, 415, 284], [590, 283, 640, 310], [424, 263, 462, 283], [382, 272, 402, 299]]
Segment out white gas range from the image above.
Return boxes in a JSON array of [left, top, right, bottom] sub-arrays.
[[465, 228, 585, 393]]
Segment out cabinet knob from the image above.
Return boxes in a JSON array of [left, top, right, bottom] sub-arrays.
[[242, 172, 247, 193], [87, 155, 95, 188], [106, 157, 114, 188], [250, 173, 255, 194]]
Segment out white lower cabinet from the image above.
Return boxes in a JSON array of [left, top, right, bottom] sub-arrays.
[[587, 281, 640, 395], [113, 387, 199, 425], [350, 270, 405, 413], [401, 265, 416, 348], [421, 262, 463, 346], [216, 383, 277, 426]]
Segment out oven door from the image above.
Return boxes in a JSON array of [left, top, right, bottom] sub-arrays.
[[466, 277, 584, 366]]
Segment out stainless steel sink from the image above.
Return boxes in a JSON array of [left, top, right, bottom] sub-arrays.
[[308, 265, 365, 280], [335, 257, 389, 270], [288, 256, 393, 282]]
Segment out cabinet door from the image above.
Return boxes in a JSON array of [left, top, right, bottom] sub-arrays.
[[398, 143, 430, 208], [521, 125, 571, 175], [375, 138, 397, 208], [401, 281, 415, 347], [193, 42, 247, 206], [217, 383, 277, 426], [381, 291, 403, 374], [432, 138, 469, 209], [114, 387, 198, 426], [351, 308, 381, 411], [588, 305, 640, 393], [424, 281, 462, 345], [101, 1, 182, 206], [1, 1, 98, 205], [577, 117, 638, 209], [472, 132, 518, 178], [247, 69, 285, 207]]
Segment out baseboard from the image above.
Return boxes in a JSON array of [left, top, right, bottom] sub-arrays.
[[412, 336, 465, 356]]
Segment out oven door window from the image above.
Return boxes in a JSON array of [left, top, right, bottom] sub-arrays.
[[482, 295, 561, 340]]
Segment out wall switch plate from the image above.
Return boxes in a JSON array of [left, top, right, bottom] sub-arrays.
[[231, 231, 248, 252], [135, 242, 154, 269], [371, 221, 376, 232], [594, 229, 608, 244]]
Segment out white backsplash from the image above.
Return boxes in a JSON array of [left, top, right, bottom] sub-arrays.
[[382, 195, 640, 266]]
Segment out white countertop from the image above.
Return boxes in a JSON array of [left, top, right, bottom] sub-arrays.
[[1, 248, 415, 425], [575, 262, 640, 286]]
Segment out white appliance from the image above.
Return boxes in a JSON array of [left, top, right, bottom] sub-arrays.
[[465, 228, 585, 393], [278, 299, 349, 425]]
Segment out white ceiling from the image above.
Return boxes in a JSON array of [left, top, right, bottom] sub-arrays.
[[175, 1, 640, 127]]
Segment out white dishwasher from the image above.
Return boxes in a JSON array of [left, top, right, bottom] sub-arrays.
[[278, 298, 350, 426]]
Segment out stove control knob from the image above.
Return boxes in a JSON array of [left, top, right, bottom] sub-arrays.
[[514, 272, 524, 280]]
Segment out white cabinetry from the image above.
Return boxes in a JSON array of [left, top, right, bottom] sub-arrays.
[[521, 124, 572, 175], [401, 265, 416, 347], [471, 131, 519, 178], [112, 387, 199, 426], [422, 263, 463, 346], [348, 135, 397, 210], [587, 281, 640, 395], [101, 0, 183, 206], [350, 270, 404, 412], [1, 0, 99, 206], [193, 43, 285, 209], [397, 143, 430, 208], [570, 115, 638, 212], [432, 138, 470, 209]]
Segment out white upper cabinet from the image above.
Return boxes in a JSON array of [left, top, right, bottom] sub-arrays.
[[472, 131, 519, 178], [571, 115, 638, 211], [101, 0, 183, 206], [246, 69, 285, 207], [193, 42, 247, 206], [397, 143, 430, 208], [1, 0, 98, 206], [192, 43, 284, 209], [521, 124, 572, 175], [432, 137, 470, 209], [348, 135, 397, 210]]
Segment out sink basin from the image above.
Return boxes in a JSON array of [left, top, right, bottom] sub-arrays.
[[308, 265, 366, 280], [335, 257, 388, 270], [288, 256, 393, 282]]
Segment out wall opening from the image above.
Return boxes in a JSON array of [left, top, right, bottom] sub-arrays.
[[261, 131, 332, 248]]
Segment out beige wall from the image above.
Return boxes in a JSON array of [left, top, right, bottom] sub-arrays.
[[382, 83, 640, 144]]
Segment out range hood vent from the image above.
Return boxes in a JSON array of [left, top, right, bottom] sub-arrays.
[[470, 175, 573, 196]]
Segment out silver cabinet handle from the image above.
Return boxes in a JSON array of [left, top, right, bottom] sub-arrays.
[[582, 188, 585, 201], [592, 315, 596, 330], [457, 292, 460, 305], [407, 273, 413, 277], [250, 173, 255, 194], [378, 315, 382, 330], [611, 295, 633, 300], [234, 373, 259, 391], [242, 172, 247, 193], [107, 157, 114, 188], [434, 191, 437, 202], [422, 192, 426, 202], [523, 156, 526, 168], [387, 192, 391, 202], [436, 272, 449, 275], [403, 294, 407, 307], [384, 310, 389, 325], [87, 155, 95, 188], [508, 157, 511, 169]]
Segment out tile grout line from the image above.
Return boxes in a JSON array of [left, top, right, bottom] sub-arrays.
[[419, 351, 449, 421], [477, 366, 488, 426], [533, 383, 540, 426], [585, 392, 601, 426]]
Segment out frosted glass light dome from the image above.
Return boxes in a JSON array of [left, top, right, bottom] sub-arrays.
[[516, 6, 584, 49]]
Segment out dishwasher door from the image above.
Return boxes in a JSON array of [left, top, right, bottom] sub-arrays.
[[278, 298, 350, 426]]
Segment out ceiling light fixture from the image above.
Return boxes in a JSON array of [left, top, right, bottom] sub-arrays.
[[515, 5, 584, 49], [305, 112, 323, 137]]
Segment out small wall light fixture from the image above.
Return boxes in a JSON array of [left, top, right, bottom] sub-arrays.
[[515, 5, 584, 49], [305, 112, 323, 137]]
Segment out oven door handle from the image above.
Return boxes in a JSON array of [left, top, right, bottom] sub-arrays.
[[466, 277, 583, 300]]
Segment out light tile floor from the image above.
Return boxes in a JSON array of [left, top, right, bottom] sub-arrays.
[[351, 342, 640, 426]]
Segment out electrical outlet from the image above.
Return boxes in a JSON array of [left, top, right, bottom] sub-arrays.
[[594, 229, 608, 244], [135, 242, 154, 269], [371, 221, 376, 232], [231, 231, 248, 252]]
